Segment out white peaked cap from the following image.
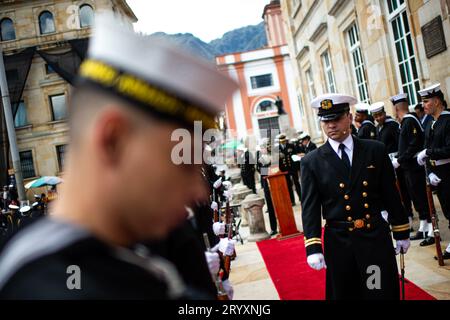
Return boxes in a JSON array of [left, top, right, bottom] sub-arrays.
[[355, 102, 370, 112], [19, 205, 31, 213], [311, 93, 357, 109], [390, 93, 408, 104], [369, 102, 385, 114], [418, 83, 441, 98], [83, 14, 239, 125]]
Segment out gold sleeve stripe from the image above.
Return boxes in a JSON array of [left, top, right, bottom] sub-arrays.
[[305, 240, 322, 247], [392, 224, 410, 232], [392, 226, 410, 232], [304, 239, 322, 245], [304, 237, 321, 243]]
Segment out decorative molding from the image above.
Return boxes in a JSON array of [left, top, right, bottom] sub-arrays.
[[328, 0, 348, 17], [296, 45, 309, 60], [309, 22, 327, 42]]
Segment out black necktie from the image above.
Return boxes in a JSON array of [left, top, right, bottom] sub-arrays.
[[339, 144, 351, 172]]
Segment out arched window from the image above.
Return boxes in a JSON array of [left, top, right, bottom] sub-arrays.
[[0, 18, 16, 41], [79, 4, 94, 28], [39, 11, 56, 35], [256, 100, 277, 113]]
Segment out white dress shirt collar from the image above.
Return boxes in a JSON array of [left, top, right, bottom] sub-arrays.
[[328, 134, 354, 164]]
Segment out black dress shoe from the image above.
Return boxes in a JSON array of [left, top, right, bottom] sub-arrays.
[[410, 231, 425, 240], [420, 237, 435, 246]]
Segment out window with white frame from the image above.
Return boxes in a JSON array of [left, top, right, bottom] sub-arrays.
[[386, 0, 420, 106], [321, 50, 336, 93], [347, 23, 370, 103], [250, 74, 273, 89], [305, 68, 321, 135]]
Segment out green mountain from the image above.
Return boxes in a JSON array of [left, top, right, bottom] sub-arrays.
[[149, 22, 267, 61]]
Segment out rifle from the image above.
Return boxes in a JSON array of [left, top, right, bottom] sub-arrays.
[[400, 248, 405, 300], [203, 233, 229, 300], [212, 189, 219, 223], [223, 200, 233, 274], [424, 165, 444, 266]]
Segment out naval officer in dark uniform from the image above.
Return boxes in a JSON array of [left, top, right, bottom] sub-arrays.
[[355, 103, 377, 140], [417, 83, 450, 259], [237, 146, 256, 194], [300, 93, 410, 300], [369, 102, 414, 226], [0, 14, 238, 299], [278, 134, 302, 206], [391, 93, 433, 246]]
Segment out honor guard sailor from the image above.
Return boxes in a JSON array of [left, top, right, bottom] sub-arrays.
[[355, 103, 377, 140], [391, 93, 433, 246], [0, 14, 238, 299], [300, 93, 410, 300], [416, 83, 450, 259]]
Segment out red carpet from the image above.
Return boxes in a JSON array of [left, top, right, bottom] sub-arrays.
[[256, 235, 436, 300]]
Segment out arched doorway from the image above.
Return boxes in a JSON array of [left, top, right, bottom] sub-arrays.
[[254, 99, 280, 140]]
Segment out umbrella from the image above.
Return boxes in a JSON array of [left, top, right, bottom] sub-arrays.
[[24, 176, 63, 189]]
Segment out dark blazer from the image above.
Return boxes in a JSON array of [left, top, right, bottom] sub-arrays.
[[398, 113, 424, 171], [376, 117, 400, 155], [300, 136, 409, 256], [357, 120, 377, 140]]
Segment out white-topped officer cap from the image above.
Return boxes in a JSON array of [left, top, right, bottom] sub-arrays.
[[390, 93, 408, 105], [369, 102, 385, 114], [19, 205, 31, 213], [8, 204, 19, 210], [78, 14, 238, 129], [418, 83, 442, 99], [311, 93, 357, 121]]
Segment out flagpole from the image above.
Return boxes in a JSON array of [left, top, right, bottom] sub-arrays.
[[0, 44, 26, 202]]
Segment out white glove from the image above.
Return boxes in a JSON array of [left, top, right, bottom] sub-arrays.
[[417, 149, 427, 166], [391, 158, 400, 169], [213, 222, 226, 236], [221, 279, 234, 300], [222, 181, 232, 190], [204, 251, 220, 276], [429, 173, 441, 186], [210, 201, 218, 211], [381, 210, 389, 222], [219, 238, 236, 256], [213, 177, 222, 189], [307, 253, 326, 270], [223, 190, 233, 201], [395, 239, 410, 255]]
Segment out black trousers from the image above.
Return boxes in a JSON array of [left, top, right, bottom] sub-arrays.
[[433, 164, 450, 222], [261, 177, 277, 232], [242, 173, 256, 193], [403, 167, 430, 222], [324, 221, 400, 300], [396, 168, 413, 217], [285, 170, 301, 205]]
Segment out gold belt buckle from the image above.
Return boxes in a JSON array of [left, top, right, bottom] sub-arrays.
[[430, 160, 436, 166], [353, 219, 365, 229]]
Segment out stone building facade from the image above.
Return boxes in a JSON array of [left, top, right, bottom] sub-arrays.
[[0, 0, 136, 188], [281, 0, 450, 142]]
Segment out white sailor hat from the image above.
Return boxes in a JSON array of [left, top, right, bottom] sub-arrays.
[[418, 83, 443, 100], [369, 102, 385, 114], [355, 102, 370, 113], [260, 137, 270, 146], [77, 14, 238, 129], [299, 132, 309, 140], [8, 204, 19, 210], [311, 93, 357, 121], [19, 205, 31, 213], [390, 93, 408, 105]]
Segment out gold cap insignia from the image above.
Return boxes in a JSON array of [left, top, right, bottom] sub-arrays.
[[320, 99, 333, 110]]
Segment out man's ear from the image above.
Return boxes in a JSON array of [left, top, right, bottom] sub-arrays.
[[93, 108, 131, 167]]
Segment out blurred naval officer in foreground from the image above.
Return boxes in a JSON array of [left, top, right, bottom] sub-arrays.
[[300, 93, 410, 300], [0, 14, 238, 299], [416, 83, 450, 259]]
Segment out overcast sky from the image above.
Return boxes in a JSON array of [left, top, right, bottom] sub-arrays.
[[126, 0, 269, 42]]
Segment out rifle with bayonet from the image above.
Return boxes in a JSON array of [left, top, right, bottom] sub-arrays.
[[223, 199, 234, 274], [203, 233, 229, 300]]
